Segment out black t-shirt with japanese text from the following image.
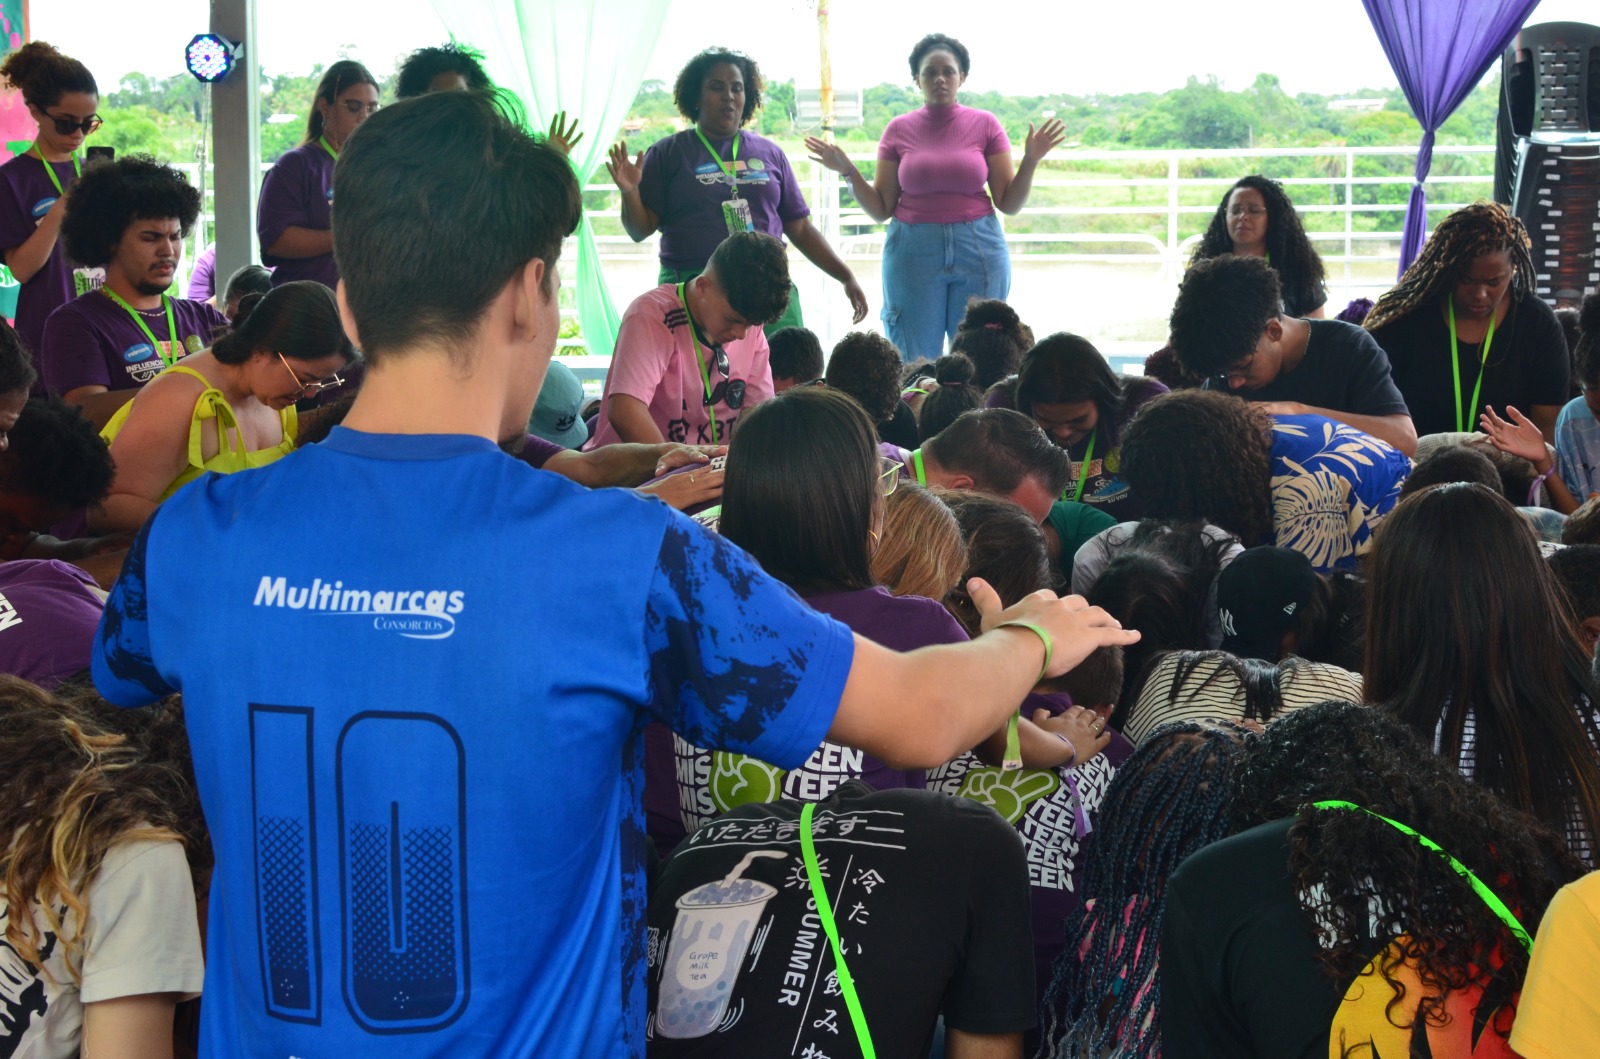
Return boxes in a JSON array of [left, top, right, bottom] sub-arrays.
[[645, 782, 1035, 1058]]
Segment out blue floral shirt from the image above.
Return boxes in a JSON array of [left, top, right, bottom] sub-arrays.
[[1269, 415, 1412, 573]]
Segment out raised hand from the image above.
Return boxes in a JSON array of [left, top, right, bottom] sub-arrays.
[[804, 136, 855, 177], [546, 111, 584, 156], [1022, 117, 1068, 164], [606, 141, 644, 194], [1479, 405, 1551, 468]]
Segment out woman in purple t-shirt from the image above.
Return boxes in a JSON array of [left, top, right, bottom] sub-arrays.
[[0, 43, 101, 386], [256, 61, 379, 290], [608, 48, 868, 331], [807, 33, 1066, 361]]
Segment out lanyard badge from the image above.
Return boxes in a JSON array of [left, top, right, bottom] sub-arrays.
[[102, 288, 181, 367], [694, 128, 754, 235]]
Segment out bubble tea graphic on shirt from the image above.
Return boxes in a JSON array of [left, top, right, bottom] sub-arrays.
[[656, 850, 786, 1038]]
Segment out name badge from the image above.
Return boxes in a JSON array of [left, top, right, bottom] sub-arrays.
[[722, 197, 753, 235]]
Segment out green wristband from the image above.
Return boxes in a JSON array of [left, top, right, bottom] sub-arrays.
[[998, 619, 1053, 682]]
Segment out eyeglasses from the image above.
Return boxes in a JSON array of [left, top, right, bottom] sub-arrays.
[[340, 99, 381, 117], [1218, 351, 1256, 386], [702, 345, 746, 410], [1227, 204, 1267, 218], [879, 457, 901, 496], [278, 353, 346, 399], [41, 109, 103, 136]]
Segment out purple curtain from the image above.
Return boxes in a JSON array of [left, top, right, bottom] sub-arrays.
[[1362, 0, 1540, 275]]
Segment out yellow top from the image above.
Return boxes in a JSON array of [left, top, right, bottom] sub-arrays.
[[1509, 871, 1600, 1059], [102, 363, 298, 501]]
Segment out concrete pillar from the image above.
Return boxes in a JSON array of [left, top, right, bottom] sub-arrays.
[[209, 0, 260, 289]]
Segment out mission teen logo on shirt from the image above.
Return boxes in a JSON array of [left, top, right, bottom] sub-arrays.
[[253, 575, 466, 640]]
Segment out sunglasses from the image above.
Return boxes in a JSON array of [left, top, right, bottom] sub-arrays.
[[278, 353, 346, 400], [702, 345, 746, 410], [41, 109, 103, 136]]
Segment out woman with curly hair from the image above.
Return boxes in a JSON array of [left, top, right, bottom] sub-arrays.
[[0, 677, 209, 1057], [1366, 201, 1569, 440], [1011, 332, 1168, 522], [0, 42, 101, 383], [949, 297, 1029, 390], [1039, 722, 1249, 1059], [1364, 482, 1600, 861], [608, 48, 866, 330], [1120, 390, 1409, 573], [805, 33, 1066, 360], [1190, 175, 1328, 318], [1163, 701, 1579, 1058]]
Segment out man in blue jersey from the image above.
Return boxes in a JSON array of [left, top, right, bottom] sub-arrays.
[[89, 90, 1138, 1059]]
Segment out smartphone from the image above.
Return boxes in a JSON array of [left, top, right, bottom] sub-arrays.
[[86, 146, 115, 164]]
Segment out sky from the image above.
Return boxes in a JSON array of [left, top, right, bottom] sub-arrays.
[[36, 0, 1599, 100]]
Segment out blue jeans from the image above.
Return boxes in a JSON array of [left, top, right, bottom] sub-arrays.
[[880, 212, 1011, 362]]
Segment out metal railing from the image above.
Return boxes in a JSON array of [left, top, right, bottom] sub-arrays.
[[172, 143, 1496, 363]]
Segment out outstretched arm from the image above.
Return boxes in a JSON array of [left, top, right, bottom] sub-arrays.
[[990, 119, 1066, 216], [805, 138, 899, 222]]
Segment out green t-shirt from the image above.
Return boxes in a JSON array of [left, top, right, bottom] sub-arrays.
[[1047, 500, 1117, 584]]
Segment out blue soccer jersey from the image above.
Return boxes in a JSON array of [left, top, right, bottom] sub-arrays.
[[92, 427, 853, 1057]]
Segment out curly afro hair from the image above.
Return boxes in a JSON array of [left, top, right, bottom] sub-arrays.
[[1190, 175, 1326, 318], [5, 398, 113, 511], [395, 42, 491, 100], [672, 48, 763, 126], [60, 156, 200, 270], [1168, 255, 1283, 380], [1120, 389, 1275, 546], [825, 331, 904, 425], [1231, 701, 1579, 1038]]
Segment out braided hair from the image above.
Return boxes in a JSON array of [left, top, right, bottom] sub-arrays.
[[1364, 201, 1536, 331], [1039, 722, 1251, 1059]]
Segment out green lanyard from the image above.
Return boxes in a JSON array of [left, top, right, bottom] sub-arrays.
[[677, 282, 722, 445], [1066, 429, 1098, 504], [799, 802, 876, 1058], [317, 135, 338, 160], [102, 288, 179, 367], [692, 127, 742, 197], [910, 448, 927, 486], [30, 144, 80, 197], [1447, 297, 1496, 435], [1310, 800, 1531, 952]]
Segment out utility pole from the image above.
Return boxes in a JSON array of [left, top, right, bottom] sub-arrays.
[[817, 0, 834, 145]]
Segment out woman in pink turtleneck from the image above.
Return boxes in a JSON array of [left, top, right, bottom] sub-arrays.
[[807, 33, 1065, 363]]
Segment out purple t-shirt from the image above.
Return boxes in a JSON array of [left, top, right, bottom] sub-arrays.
[[0, 152, 100, 390], [40, 290, 229, 395], [257, 143, 338, 289], [0, 559, 105, 689], [638, 128, 810, 271], [187, 243, 217, 303], [515, 431, 564, 470], [878, 104, 1010, 225]]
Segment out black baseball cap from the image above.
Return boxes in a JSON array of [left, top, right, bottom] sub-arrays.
[[1216, 546, 1317, 662]]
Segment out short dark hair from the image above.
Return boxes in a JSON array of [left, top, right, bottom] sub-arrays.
[[1016, 332, 1127, 430], [1121, 390, 1275, 547], [672, 49, 763, 125], [908, 33, 970, 77], [1549, 545, 1600, 619], [1399, 444, 1502, 498], [924, 408, 1073, 497], [938, 488, 1053, 636], [719, 386, 878, 595], [767, 327, 823, 384], [5, 398, 113, 511], [221, 265, 273, 321], [1169, 255, 1283, 379], [708, 232, 790, 326], [395, 43, 491, 100], [1565, 496, 1600, 547], [305, 60, 379, 143], [213, 281, 355, 368], [826, 331, 903, 423], [60, 156, 200, 269], [0, 321, 37, 396], [916, 353, 983, 443], [1576, 289, 1600, 389], [332, 90, 581, 364]]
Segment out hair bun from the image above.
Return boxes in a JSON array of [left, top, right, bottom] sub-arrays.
[[958, 298, 1020, 335], [232, 291, 267, 330], [933, 352, 975, 385]]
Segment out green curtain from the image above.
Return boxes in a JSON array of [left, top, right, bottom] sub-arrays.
[[429, 0, 672, 356]]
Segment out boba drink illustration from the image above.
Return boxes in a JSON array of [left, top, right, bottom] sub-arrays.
[[656, 850, 787, 1038]]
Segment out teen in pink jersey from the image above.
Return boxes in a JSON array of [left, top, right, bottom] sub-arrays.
[[808, 34, 1066, 361]]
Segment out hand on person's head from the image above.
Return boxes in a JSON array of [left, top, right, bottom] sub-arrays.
[[971, 580, 1140, 676], [654, 443, 725, 477]]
